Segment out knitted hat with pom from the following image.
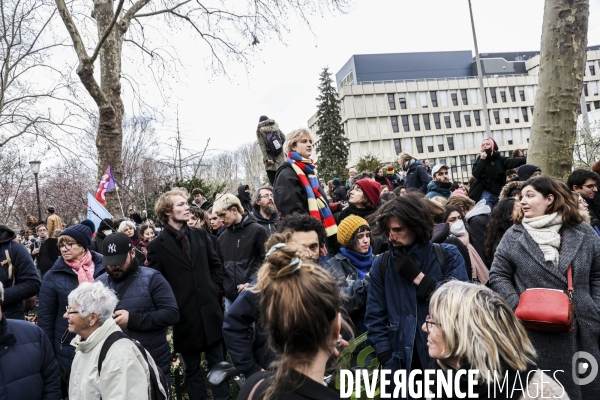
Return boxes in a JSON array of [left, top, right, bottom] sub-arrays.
[[337, 215, 369, 247], [60, 223, 93, 250]]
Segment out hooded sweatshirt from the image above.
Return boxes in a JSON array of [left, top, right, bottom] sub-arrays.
[[237, 185, 253, 214], [425, 180, 452, 199], [251, 208, 279, 235]]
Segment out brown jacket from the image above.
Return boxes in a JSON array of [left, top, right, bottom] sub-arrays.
[[46, 214, 63, 238]]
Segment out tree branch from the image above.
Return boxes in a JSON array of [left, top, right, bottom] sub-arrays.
[[90, 0, 125, 64], [120, 0, 151, 29], [132, 0, 191, 19], [54, 0, 89, 60]]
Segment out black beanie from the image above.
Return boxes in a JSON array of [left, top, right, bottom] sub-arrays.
[[98, 218, 115, 233], [60, 224, 92, 250], [259, 115, 269, 122], [517, 164, 541, 181]]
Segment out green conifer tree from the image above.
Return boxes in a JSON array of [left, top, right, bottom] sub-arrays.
[[315, 67, 350, 182]]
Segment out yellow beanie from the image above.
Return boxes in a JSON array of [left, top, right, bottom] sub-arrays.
[[337, 215, 369, 247]]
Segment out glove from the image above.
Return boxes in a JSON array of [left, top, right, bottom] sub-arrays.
[[377, 350, 392, 366], [393, 247, 421, 282]]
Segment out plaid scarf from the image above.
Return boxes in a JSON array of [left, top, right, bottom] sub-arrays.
[[287, 151, 337, 237], [164, 223, 192, 261]]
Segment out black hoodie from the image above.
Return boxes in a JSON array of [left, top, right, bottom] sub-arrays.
[[0, 225, 41, 319], [237, 185, 253, 214]]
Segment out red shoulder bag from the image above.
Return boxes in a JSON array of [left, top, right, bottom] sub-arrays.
[[514, 266, 574, 332]]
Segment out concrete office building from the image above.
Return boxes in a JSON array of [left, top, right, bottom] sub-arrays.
[[308, 46, 600, 182]]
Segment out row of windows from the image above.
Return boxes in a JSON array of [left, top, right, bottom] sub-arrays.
[[391, 129, 531, 155], [387, 86, 536, 111], [390, 107, 533, 133]]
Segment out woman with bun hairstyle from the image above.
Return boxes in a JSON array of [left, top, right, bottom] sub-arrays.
[[469, 137, 526, 209], [326, 215, 372, 335], [238, 242, 351, 400]]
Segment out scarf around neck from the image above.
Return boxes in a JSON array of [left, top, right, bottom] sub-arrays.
[[287, 151, 337, 237], [165, 223, 192, 260], [450, 221, 489, 284], [340, 246, 372, 280], [522, 212, 563, 267], [64, 250, 95, 284]]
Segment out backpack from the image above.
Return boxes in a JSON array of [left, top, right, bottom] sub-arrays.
[[379, 243, 446, 281], [98, 331, 168, 400], [264, 130, 283, 157]]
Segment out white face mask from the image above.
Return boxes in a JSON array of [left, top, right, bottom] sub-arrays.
[[103, 230, 113, 236], [450, 220, 466, 236]]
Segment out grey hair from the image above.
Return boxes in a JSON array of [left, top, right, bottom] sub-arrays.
[[118, 220, 135, 233], [67, 282, 119, 324], [253, 186, 274, 208]]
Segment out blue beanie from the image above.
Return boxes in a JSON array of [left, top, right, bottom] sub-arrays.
[[332, 178, 341, 186], [60, 224, 92, 250], [80, 219, 95, 233]]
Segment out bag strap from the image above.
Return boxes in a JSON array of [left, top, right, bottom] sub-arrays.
[[98, 331, 129, 374], [567, 266, 573, 298], [116, 266, 140, 301], [380, 251, 390, 280], [248, 378, 266, 400]]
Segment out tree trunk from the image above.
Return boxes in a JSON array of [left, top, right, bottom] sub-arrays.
[[528, 0, 589, 180]]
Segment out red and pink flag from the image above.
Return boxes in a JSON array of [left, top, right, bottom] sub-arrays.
[[94, 166, 117, 206]]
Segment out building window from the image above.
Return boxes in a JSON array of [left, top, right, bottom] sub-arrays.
[[470, 154, 477, 166], [490, 87, 497, 103], [439, 157, 446, 166], [589, 61, 596, 76], [401, 115, 410, 132], [450, 90, 458, 106], [394, 139, 402, 154], [430, 91, 438, 107], [403, 138, 413, 153], [387, 94, 396, 110], [518, 86, 525, 101], [470, 89, 478, 105], [512, 108, 520, 123], [447, 135, 455, 151], [426, 136, 434, 152], [514, 128, 522, 144], [415, 137, 424, 153], [467, 133, 475, 148], [475, 131, 484, 145], [419, 92, 428, 108], [412, 115, 421, 131], [521, 107, 529, 122], [592, 81, 599, 96], [440, 91, 448, 107], [433, 113, 441, 129], [443, 113, 451, 128], [524, 128, 531, 143], [584, 83, 589, 97], [509, 87, 516, 102], [437, 136, 445, 151], [423, 114, 431, 130], [493, 110, 500, 124], [460, 155, 468, 172], [587, 102, 591, 112], [460, 89, 468, 105], [473, 110, 481, 126], [505, 129, 513, 145], [527, 86, 535, 101], [464, 111, 471, 127], [595, 100, 600, 110], [499, 88, 507, 102], [453, 111, 462, 128], [409, 93, 418, 108], [391, 116, 399, 132], [496, 130, 504, 146], [503, 109, 510, 124], [456, 133, 465, 150], [399, 93, 407, 109]]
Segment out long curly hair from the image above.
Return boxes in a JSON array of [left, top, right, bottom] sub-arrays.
[[484, 198, 519, 260]]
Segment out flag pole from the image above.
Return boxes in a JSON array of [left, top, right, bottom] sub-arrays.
[[115, 187, 125, 218]]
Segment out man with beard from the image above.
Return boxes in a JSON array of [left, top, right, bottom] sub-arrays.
[[96, 232, 179, 391], [426, 164, 453, 200], [251, 186, 279, 235], [222, 214, 327, 378]]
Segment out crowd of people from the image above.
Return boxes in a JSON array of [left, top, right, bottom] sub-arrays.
[[1, 118, 600, 399]]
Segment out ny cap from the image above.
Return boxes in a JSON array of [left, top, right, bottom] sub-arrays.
[[101, 232, 133, 266]]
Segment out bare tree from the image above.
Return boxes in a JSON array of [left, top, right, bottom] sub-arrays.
[[573, 121, 600, 169], [53, 0, 349, 215], [528, 0, 589, 179]]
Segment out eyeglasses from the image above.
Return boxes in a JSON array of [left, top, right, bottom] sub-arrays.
[[424, 315, 440, 333], [582, 184, 598, 189], [259, 194, 274, 199], [57, 242, 77, 250], [65, 306, 80, 315]]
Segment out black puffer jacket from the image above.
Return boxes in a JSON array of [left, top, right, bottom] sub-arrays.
[[217, 214, 269, 301], [469, 145, 526, 199]]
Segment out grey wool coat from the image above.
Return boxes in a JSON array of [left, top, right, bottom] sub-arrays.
[[489, 222, 600, 400]]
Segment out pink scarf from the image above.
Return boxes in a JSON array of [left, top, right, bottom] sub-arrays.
[[64, 250, 95, 284]]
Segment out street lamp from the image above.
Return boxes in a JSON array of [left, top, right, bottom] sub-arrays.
[[29, 161, 42, 222]]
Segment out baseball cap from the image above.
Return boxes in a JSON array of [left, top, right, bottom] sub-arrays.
[[431, 164, 450, 176], [101, 232, 133, 266]]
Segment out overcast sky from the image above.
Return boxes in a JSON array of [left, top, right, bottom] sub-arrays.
[[119, 0, 600, 156]]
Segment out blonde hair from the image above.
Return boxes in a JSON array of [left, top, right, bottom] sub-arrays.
[[284, 128, 313, 154], [118, 220, 135, 233], [399, 151, 416, 161], [430, 196, 448, 206], [251, 242, 352, 400], [446, 194, 476, 213], [57, 235, 77, 246], [212, 193, 244, 215], [429, 281, 536, 381], [154, 187, 190, 224]]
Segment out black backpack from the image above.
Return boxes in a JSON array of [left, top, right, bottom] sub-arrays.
[[265, 130, 283, 157], [98, 331, 168, 400]]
